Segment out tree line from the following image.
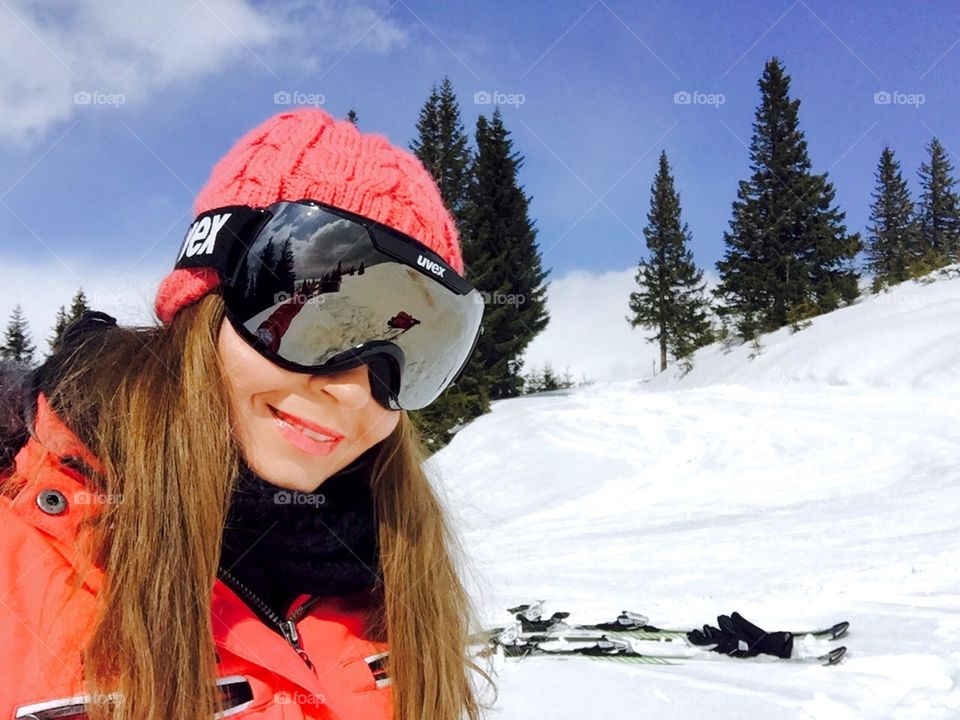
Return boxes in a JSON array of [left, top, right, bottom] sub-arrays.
[[4, 58, 958, 450], [626, 56, 959, 375], [2, 289, 93, 365]]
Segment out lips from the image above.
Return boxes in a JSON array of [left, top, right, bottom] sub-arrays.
[[269, 406, 345, 441]]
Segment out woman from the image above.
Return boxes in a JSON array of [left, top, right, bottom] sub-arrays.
[[0, 109, 491, 720]]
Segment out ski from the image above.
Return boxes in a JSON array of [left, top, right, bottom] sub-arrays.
[[479, 620, 848, 667], [494, 637, 847, 667], [477, 619, 848, 645], [493, 628, 687, 645], [484, 602, 849, 643], [650, 620, 850, 642]]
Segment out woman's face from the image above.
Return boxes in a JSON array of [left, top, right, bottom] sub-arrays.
[[217, 318, 401, 492]]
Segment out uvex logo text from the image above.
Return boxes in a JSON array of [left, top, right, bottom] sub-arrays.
[[417, 255, 446, 278], [178, 213, 232, 261]]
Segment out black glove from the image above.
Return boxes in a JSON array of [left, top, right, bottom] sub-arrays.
[[687, 611, 794, 659]]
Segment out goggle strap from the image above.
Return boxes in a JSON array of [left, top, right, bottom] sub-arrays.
[[172, 206, 266, 275], [369, 223, 474, 296]]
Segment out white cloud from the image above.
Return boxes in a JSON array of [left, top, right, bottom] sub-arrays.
[[279, 1, 409, 55], [520, 266, 720, 385], [0, 253, 162, 360], [0, 0, 410, 147]]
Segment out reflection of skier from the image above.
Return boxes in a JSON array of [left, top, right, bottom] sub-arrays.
[[255, 299, 306, 353], [384, 310, 420, 340], [387, 310, 421, 338]]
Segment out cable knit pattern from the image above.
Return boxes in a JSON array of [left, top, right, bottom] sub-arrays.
[[155, 109, 461, 324]]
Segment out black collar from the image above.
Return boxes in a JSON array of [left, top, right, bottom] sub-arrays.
[[218, 447, 381, 624]]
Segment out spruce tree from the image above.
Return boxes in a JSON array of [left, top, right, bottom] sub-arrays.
[[627, 151, 713, 372], [407, 77, 483, 451], [410, 77, 472, 227], [47, 288, 93, 354], [48, 304, 70, 352], [522, 361, 575, 393], [251, 242, 277, 309], [916, 137, 960, 268], [409, 362, 488, 453], [1, 305, 36, 365], [275, 238, 297, 290], [714, 57, 860, 339], [67, 289, 91, 323], [865, 147, 918, 290], [461, 109, 549, 400]]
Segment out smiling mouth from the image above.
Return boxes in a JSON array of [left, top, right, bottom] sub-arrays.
[[269, 406, 344, 442]]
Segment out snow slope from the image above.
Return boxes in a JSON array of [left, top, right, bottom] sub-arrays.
[[428, 270, 960, 719]]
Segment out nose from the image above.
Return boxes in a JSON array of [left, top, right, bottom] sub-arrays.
[[307, 364, 372, 409]]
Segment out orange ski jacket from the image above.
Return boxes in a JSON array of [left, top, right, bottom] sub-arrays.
[[0, 391, 393, 720]]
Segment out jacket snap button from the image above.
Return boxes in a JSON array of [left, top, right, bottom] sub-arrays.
[[36, 489, 68, 515]]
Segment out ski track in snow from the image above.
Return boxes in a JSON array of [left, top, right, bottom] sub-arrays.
[[429, 271, 960, 718]]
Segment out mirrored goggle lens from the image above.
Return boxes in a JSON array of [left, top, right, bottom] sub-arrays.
[[221, 202, 483, 410]]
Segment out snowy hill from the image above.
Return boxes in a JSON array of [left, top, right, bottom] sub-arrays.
[[649, 268, 960, 394], [428, 269, 960, 719]]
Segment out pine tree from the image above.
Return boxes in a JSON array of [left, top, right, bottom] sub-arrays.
[[628, 151, 714, 372], [251, 242, 277, 309], [275, 238, 297, 290], [410, 77, 472, 227], [407, 77, 483, 452], [522, 361, 576, 393], [460, 109, 550, 400], [714, 57, 860, 339], [47, 289, 93, 354], [916, 137, 960, 268], [345, 109, 358, 126], [408, 363, 488, 453], [865, 147, 919, 291], [67, 289, 91, 323], [1, 305, 36, 365], [48, 305, 70, 352]]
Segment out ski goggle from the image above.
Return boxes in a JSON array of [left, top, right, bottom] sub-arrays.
[[172, 199, 484, 410]]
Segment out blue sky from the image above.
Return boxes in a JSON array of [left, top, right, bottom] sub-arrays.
[[0, 0, 957, 342]]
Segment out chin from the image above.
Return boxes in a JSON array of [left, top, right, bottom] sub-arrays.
[[252, 455, 329, 494]]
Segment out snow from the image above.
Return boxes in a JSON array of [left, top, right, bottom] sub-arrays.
[[518, 267, 673, 384], [427, 268, 960, 718]]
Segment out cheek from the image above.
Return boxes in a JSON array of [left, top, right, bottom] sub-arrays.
[[370, 408, 401, 442], [218, 324, 278, 421]]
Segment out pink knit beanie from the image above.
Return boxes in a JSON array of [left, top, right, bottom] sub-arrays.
[[154, 108, 462, 324]]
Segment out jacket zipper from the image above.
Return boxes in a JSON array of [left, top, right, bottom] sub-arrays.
[[218, 568, 324, 671]]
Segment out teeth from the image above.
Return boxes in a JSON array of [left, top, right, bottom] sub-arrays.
[[299, 425, 336, 442], [277, 415, 337, 442]]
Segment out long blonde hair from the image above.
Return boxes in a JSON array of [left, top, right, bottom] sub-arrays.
[[24, 294, 493, 720]]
